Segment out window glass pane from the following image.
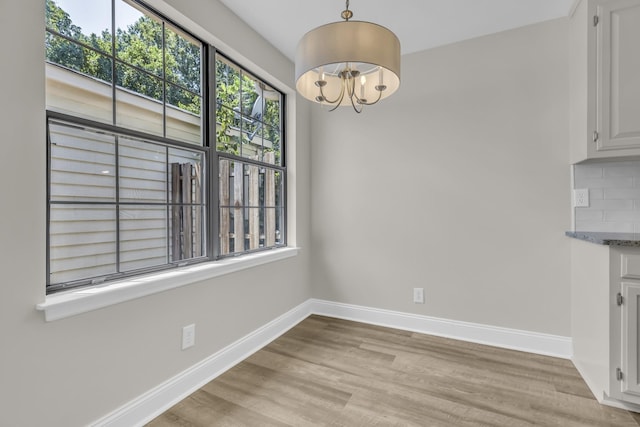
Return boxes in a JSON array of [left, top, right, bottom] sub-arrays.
[[241, 72, 260, 117], [219, 158, 231, 205], [46, 0, 112, 54], [168, 148, 205, 261], [260, 206, 278, 248], [45, 33, 113, 82], [165, 24, 201, 94], [217, 159, 283, 255], [169, 204, 205, 261], [263, 87, 281, 128], [274, 170, 284, 208], [45, 36, 114, 123], [242, 125, 263, 162], [240, 117, 262, 159], [275, 207, 284, 245], [115, 0, 163, 78], [116, 63, 163, 136], [49, 121, 116, 202], [116, 63, 163, 102], [216, 105, 241, 155], [166, 84, 201, 116], [169, 147, 204, 166], [245, 165, 260, 249], [263, 129, 281, 166], [120, 206, 168, 271], [263, 165, 280, 206], [49, 204, 117, 284], [218, 207, 232, 255], [119, 138, 167, 203], [166, 83, 202, 145], [216, 56, 240, 109]]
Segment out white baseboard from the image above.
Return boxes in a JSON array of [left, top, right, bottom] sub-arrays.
[[91, 298, 572, 426], [92, 299, 314, 427], [309, 299, 573, 359], [602, 394, 640, 413]]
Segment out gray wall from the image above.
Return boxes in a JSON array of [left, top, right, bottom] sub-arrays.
[[310, 19, 572, 336], [0, 0, 311, 425], [1, 1, 574, 425]]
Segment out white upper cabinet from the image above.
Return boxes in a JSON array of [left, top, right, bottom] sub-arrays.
[[596, 0, 640, 152], [570, 0, 640, 163]]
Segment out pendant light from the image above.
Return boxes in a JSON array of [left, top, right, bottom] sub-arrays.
[[294, 0, 401, 113]]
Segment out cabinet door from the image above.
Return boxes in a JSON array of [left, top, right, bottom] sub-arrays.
[[596, 0, 640, 152], [622, 281, 640, 396]]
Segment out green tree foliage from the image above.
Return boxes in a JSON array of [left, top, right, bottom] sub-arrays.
[[215, 58, 281, 162], [45, 0, 92, 75], [45, 0, 200, 114], [45, 0, 280, 162]]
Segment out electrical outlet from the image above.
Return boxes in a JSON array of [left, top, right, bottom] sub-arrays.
[[413, 287, 424, 304], [573, 189, 589, 208], [182, 324, 195, 350]]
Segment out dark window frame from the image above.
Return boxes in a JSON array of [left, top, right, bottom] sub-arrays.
[[45, 0, 286, 294]]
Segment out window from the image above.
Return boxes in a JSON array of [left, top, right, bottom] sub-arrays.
[[215, 55, 285, 256], [45, 0, 285, 293]]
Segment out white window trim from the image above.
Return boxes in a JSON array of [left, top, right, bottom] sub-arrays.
[[36, 247, 299, 322]]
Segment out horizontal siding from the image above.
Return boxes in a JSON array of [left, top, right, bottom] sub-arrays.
[[51, 252, 116, 274], [49, 118, 205, 285], [51, 184, 116, 201], [50, 263, 117, 285], [47, 66, 206, 285], [50, 220, 117, 235], [50, 230, 117, 247], [120, 237, 167, 252], [50, 123, 116, 202]]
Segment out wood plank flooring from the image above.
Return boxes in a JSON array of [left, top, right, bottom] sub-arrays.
[[148, 315, 640, 426]]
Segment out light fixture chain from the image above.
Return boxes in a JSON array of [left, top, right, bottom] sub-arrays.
[[341, 0, 353, 21]]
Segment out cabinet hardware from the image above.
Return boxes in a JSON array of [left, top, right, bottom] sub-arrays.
[[617, 292, 624, 306], [593, 130, 599, 142], [594, 15, 599, 26], [617, 367, 623, 381]]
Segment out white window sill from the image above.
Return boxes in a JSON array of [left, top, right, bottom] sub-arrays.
[[36, 247, 300, 322]]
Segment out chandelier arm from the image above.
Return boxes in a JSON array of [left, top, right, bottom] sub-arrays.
[[347, 77, 363, 113], [359, 88, 384, 106], [350, 94, 363, 113], [328, 98, 343, 112], [327, 83, 346, 112], [318, 82, 343, 105], [347, 72, 355, 99]]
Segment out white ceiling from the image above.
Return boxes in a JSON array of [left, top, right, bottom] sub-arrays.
[[219, 0, 577, 61]]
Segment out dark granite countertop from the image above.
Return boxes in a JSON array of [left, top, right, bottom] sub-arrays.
[[565, 231, 640, 246]]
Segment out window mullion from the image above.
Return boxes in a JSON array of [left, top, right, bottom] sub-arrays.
[[165, 147, 171, 263], [208, 45, 220, 260], [162, 21, 167, 138], [115, 135, 121, 273], [111, 0, 116, 126]]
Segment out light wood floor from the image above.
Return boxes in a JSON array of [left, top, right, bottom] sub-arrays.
[[148, 315, 640, 426]]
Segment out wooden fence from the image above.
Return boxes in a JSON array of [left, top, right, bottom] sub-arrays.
[[170, 162, 203, 261], [219, 151, 277, 255]]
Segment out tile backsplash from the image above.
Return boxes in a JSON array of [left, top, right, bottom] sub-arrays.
[[574, 160, 640, 232]]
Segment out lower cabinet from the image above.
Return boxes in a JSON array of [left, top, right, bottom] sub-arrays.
[[616, 279, 640, 403], [571, 240, 640, 409]]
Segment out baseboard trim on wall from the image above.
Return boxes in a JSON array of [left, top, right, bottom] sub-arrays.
[[309, 299, 573, 359], [92, 298, 572, 426], [92, 299, 314, 427]]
